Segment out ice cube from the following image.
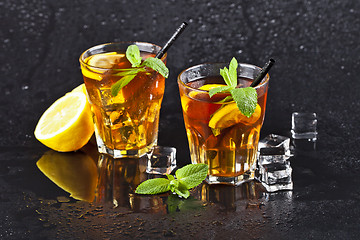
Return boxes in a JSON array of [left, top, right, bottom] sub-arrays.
[[258, 156, 293, 192], [291, 112, 318, 140], [147, 146, 177, 175], [258, 134, 291, 158]]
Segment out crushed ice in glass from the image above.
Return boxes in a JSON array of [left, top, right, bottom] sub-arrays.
[[291, 112, 317, 140], [257, 134, 293, 192], [146, 146, 176, 175]]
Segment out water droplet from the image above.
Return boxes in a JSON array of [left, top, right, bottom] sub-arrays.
[[57, 196, 70, 203]]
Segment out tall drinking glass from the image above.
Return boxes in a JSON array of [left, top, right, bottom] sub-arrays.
[[79, 42, 167, 158], [178, 63, 269, 185]]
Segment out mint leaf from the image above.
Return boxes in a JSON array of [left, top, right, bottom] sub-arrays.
[[217, 95, 233, 103], [111, 74, 136, 96], [135, 178, 170, 195], [167, 174, 175, 181], [114, 68, 145, 77], [169, 179, 190, 198], [175, 163, 208, 189], [135, 164, 208, 198], [219, 67, 231, 87], [174, 182, 190, 198], [142, 57, 169, 78], [228, 57, 238, 88], [230, 87, 257, 118], [126, 45, 142, 67], [208, 85, 232, 98]]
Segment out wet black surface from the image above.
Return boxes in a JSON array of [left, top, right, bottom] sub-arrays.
[[1, 0, 360, 239]]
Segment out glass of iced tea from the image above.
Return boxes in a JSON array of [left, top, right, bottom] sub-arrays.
[[79, 42, 167, 158], [178, 62, 269, 185]]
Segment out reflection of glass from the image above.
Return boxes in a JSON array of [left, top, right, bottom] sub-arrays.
[[36, 150, 98, 202], [96, 154, 170, 213], [79, 42, 167, 158], [95, 154, 147, 206], [192, 181, 264, 211], [178, 63, 269, 185]]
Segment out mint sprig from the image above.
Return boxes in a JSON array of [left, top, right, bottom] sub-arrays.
[[110, 45, 169, 96], [135, 163, 208, 199], [208, 57, 258, 118]]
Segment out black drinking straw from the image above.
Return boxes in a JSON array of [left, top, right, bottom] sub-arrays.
[[155, 22, 188, 59], [250, 58, 275, 87]]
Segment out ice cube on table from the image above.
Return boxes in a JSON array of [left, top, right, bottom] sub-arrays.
[[258, 158, 293, 192], [146, 146, 176, 175], [291, 112, 318, 140], [258, 134, 291, 158], [257, 135, 293, 192]]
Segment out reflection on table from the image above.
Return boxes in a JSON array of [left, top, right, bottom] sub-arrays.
[[37, 144, 268, 214], [192, 180, 266, 211]]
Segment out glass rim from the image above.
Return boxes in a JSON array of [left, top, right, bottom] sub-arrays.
[[177, 62, 270, 92], [79, 41, 167, 70]]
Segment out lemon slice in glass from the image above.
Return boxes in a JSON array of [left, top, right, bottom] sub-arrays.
[[209, 103, 261, 129], [189, 84, 226, 99], [81, 52, 125, 80]]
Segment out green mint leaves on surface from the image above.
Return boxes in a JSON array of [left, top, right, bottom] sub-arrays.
[[135, 163, 208, 199], [111, 45, 169, 97], [209, 57, 258, 118]]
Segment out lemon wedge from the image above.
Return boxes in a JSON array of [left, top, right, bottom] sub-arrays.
[[189, 84, 227, 99], [37, 150, 98, 202], [34, 92, 94, 152], [209, 103, 261, 129], [87, 52, 125, 68], [71, 83, 87, 95], [81, 52, 125, 81], [199, 84, 226, 91]]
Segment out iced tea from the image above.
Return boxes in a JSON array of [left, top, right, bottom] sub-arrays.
[[80, 42, 166, 158], [178, 63, 269, 185]]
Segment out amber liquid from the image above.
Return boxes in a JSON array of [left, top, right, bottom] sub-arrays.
[[179, 76, 268, 178], [81, 52, 165, 155]]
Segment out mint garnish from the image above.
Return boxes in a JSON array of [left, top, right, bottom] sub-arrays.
[[126, 44, 142, 67], [135, 163, 208, 199], [143, 57, 169, 78], [230, 87, 257, 118], [110, 45, 169, 97], [208, 57, 258, 118]]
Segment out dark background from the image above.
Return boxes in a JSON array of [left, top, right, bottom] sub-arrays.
[[1, 0, 360, 239]]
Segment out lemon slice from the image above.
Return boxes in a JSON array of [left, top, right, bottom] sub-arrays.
[[37, 150, 98, 202], [199, 84, 226, 91], [34, 92, 94, 152], [209, 103, 261, 129], [189, 84, 227, 98], [71, 83, 87, 95], [81, 52, 125, 81], [87, 52, 125, 68]]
